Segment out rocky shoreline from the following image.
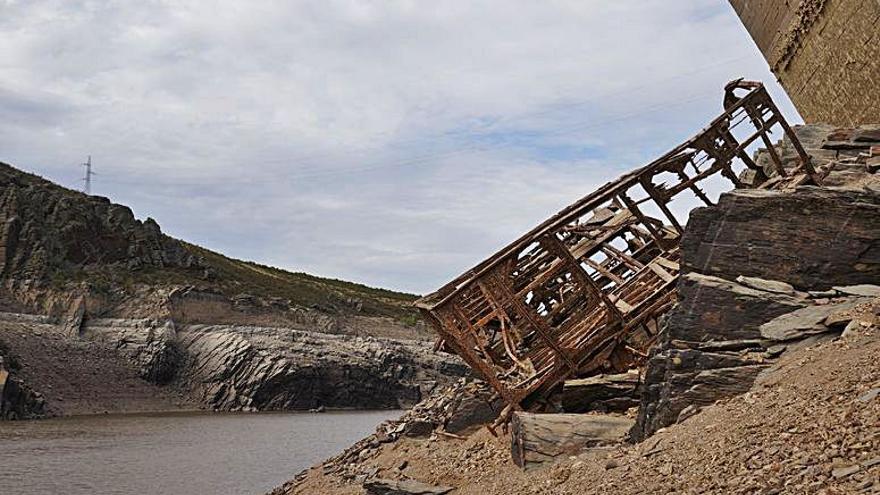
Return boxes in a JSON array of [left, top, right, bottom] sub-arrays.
[[0, 312, 468, 419]]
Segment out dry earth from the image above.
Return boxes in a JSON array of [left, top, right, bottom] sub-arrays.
[[0, 319, 194, 416], [284, 312, 880, 494]]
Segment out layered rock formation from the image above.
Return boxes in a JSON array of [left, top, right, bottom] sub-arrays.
[[633, 124, 880, 440], [80, 318, 468, 412], [682, 188, 880, 289], [175, 325, 468, 411]]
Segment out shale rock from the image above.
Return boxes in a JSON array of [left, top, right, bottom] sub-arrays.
[[363, 478, 454, 495], [668, 273, 808, 342], [760, 299, 866, 341], [682, 188, 880, 290], [83, 318, 182, 384], [174, 325, 468, 411]]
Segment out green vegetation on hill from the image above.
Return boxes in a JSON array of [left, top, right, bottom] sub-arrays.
[[181, 243, 419, 319]]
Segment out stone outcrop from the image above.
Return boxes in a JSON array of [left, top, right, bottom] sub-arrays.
[[82, 318, 182, 384], [682, 188, 880, 290], [79, 318, 468, 412], [0, 163, 204, 281], [174, 324, 468, 411], [665, 273, 809, 343], [633, 124, 880, 441], [0, 349, 45, 420], [634, 275, 878, 441]]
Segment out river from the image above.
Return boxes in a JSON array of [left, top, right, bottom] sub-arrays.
[[0, 410, 399, 495]]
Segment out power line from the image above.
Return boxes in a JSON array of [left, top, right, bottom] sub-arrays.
[[81, 155, 96, 194]]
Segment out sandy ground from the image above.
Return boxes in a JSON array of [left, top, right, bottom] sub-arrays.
[[0, 320, 195, 416], [284, 322, 880, 494]]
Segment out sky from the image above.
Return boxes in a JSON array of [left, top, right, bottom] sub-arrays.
[[0, 0, 800, 294]]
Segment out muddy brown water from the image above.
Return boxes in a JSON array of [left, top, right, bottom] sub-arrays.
[[0, 410, 399, 495]]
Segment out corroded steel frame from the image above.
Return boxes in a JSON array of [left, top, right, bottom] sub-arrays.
[[415, 80, 817, 420]]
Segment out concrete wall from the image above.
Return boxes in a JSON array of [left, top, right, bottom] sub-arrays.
[[729, 0, 880, 126]]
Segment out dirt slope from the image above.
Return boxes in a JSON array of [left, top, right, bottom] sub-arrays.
[[283, 317, 880, 494], [0, 319, 194, 416]]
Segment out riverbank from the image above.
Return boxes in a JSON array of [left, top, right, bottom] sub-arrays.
[[275, 320, 880, 494]]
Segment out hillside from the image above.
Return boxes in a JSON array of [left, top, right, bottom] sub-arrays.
[[0, 159, 469, 419], [0, 161, 420, 324]]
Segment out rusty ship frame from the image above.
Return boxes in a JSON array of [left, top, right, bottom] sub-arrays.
[[414, 80, 819, 424]]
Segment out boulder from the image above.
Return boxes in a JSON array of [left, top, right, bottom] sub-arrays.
[[682, 188, 880, 290], [666, 273, 807, 342], [510, 412, 633, 469], [760, 299, 865, 341], [443, 382, 502, 433]]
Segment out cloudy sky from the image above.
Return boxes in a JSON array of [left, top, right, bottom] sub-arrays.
[[0, 1, 798, 294]]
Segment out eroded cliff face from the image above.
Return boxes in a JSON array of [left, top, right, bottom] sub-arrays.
[[175, 325, 468, 411], [79, 319, 469, 412]]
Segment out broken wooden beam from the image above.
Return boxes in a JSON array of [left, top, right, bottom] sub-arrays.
[[510, 412, 634, 469]]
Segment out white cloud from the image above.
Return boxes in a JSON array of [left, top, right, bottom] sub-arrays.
[[0, 0, 798, 293]]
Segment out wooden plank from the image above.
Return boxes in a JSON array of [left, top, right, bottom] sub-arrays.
[[510, 412, 634, 469], [647, 261, 675, 283], [482, 269, 579, 374]]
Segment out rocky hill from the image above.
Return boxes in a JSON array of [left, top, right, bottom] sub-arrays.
[[0, 161, 426, 338], [0, 160, 467, 419]]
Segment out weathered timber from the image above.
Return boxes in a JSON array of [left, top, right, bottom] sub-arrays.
[[510, 412, 634, 469], [415, 80, 818, 420]]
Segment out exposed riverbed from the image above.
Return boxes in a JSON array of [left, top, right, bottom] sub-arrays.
[[0, 410, 399, 495]]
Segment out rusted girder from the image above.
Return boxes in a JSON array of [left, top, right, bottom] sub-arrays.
[[415, 80, 817, 421]]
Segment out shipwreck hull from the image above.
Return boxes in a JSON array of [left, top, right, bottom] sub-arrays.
[[414, 80, 818, 423]]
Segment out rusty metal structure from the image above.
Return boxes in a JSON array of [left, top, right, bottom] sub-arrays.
[[414, 80, 819, 423]]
